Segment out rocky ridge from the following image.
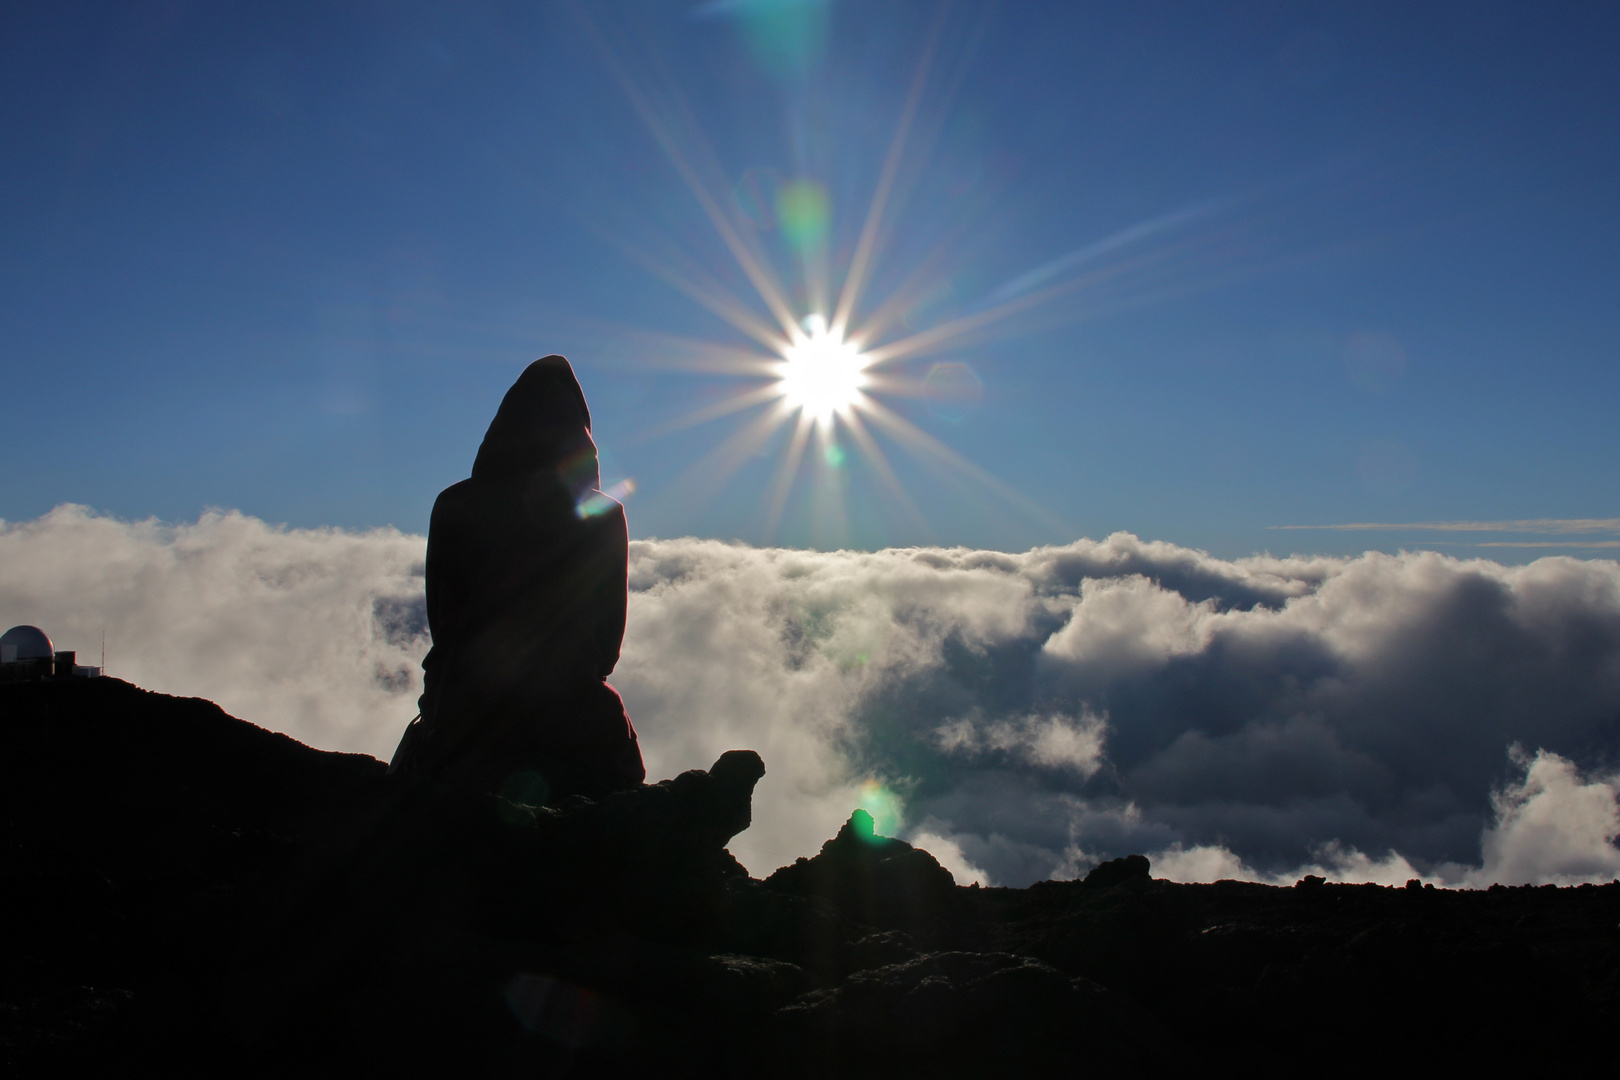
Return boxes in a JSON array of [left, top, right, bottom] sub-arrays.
[[2, 678, 1616, 1076]]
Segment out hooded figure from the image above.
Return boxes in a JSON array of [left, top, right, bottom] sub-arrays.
[[389, 356, 645, 801]]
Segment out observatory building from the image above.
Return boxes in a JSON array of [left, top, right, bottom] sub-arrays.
[[0, 625, 102, 683]]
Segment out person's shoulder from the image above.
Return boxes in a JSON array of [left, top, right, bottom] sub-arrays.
[[435, 477, 477, 497], [435, 476, 501, 504], [429, 477, 494, 523]]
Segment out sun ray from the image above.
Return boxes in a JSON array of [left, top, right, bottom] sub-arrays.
[[846, 196, 1277, 372], [984, 198, 1232, 304], [764, 410, 817, 537], [595, 231, 791, 353], [579, 12, 802, 340], [828, 6, 944, 341], [634, 381, 787, 442], [839, 227, 977, 347], [858, 372, 936, 398], [855, 398, 1072, 534], [808, 422, 851, 545], [602, 329, 783, 377], [857, 251, 1161, 368], [839, 405, 933, 539], [647, 401, 796, 522]]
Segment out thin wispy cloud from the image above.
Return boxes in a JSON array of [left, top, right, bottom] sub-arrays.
[[1273, 518, 1620, 535], [1474, 541, 1620, 549]]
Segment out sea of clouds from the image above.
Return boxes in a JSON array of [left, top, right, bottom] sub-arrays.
[[4, 504, 1618, 888]]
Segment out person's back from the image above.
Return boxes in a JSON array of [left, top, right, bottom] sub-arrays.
[[391, 356, 644, 802]]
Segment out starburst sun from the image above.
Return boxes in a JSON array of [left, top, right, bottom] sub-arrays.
[[590, 13, 1079, 541], [776, 314, 868, 424]]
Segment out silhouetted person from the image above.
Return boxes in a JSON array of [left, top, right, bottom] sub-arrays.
[[389, 355, 644, 802]]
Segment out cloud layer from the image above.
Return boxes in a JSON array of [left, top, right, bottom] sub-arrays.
[[4, 505, 1618, 887]]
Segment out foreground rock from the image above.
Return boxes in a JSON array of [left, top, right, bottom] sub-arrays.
[[3, 679, 1617, 1076]]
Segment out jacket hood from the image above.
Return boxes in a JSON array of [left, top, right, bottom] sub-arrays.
[[471, 356, 598, 486]]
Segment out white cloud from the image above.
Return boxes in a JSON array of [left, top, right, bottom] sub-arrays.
[[1288, 843, 1427, 887], [1475, 748, 1620, 886], [933, 711, 1107, 777], [613, 537, 1041, 873], [1041, 575, 1211, 672], [1144, 843, 1251, 884], [906, 830, 992, 887], [6, 505, 1620, 886], [1139, 750, 1620, 887]]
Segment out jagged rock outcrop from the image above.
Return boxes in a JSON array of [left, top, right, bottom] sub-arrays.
[[762, 809, 962, 949], [226, 744, 775, 1074], [1081, 852, 1152, 889]]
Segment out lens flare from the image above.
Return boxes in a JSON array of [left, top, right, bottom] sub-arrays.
[[856, 779, 903, 841], [776, 179, 831, 252], [576, 479, 637, 519], [778, 314, 868, 424], [922, 360, 983, 422]]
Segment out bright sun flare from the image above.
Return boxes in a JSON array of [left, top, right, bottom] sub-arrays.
[[777, 315, 868, 423], [597, 17, 1070, 541]]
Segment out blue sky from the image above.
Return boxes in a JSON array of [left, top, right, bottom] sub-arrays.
[[3, 0, 1617, 557]]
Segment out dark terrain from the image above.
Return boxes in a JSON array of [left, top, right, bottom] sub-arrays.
[[3, 678, 1616, 1076]]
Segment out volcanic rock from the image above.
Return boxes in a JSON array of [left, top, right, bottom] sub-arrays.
[[762, 809, 961, 948], [4, 678, 1619, 1076], [776, 950, 1175, 1076], [1081, 852, 1152, 889]]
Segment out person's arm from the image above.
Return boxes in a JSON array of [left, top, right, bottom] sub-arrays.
[[592, 504, 629, 678], [417, 487, 464, 720]]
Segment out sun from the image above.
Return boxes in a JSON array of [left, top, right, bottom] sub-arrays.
[[777, 314, 868, 424], [591, 15, 1073, 542]]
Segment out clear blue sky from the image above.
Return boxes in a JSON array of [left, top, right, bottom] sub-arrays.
[[4, 1, 1617, 557]]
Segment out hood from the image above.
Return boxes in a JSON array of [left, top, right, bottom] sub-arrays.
[[470, 355, 599, 489]]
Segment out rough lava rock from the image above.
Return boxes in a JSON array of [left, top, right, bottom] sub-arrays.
[[776, 950, 1174, 1077], [4, 678, 1619, 1077], [1082, 853, 1152, 889], [762, 809, 962, 948]]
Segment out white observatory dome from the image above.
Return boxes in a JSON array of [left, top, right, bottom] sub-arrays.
[[1, 625, 54, 663]]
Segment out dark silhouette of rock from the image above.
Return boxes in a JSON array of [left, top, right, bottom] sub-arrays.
[[226, 743, 772, 1075], [762, 810, 962, 948], [1081, 853, 1151, 889], [4, 677, 1620, 1076], [0, 677, 383, 1075], [391, 355, 643, 801], [776, 951, 1175, 1076]]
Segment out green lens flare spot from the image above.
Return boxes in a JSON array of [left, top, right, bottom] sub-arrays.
[[776, 179, 830, 252], [855, 780, 903, 842], [725, 0, 833, 78]]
